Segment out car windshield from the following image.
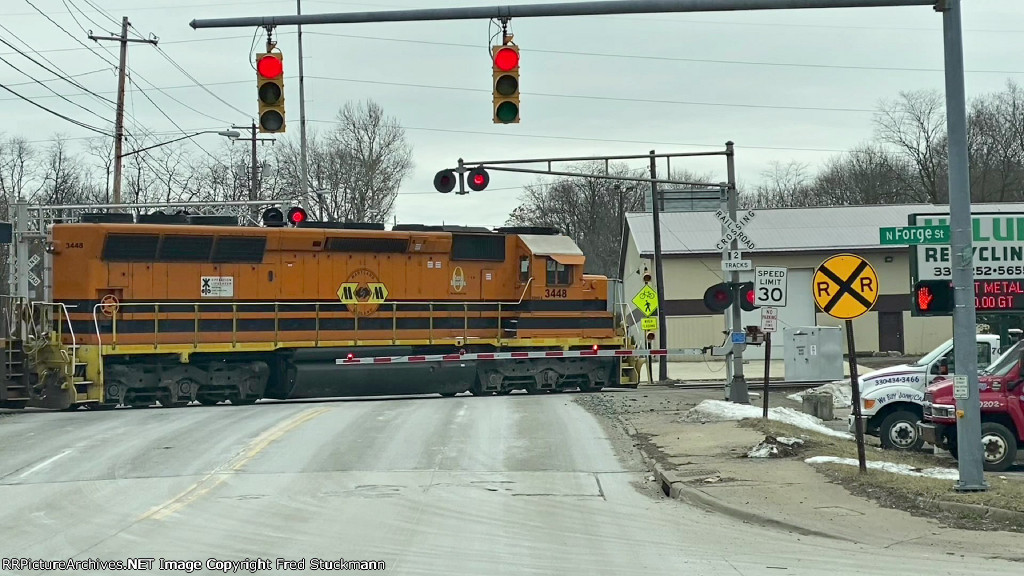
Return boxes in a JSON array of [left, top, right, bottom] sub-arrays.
[[910, 339, 953, 367], [981, 340, 1023, 377]]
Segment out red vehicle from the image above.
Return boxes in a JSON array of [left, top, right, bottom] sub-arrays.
[[918, 341, 1024, 472]]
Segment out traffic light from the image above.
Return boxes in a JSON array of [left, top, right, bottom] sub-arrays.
[[256, 52, 285, 133], [703, 282, 733, 313], [467, 167, 490, 191], [739, 281, 759, 311], [914, 279, 954, 316], [492, 44, 520, 124], [434, 169, 456, 193]]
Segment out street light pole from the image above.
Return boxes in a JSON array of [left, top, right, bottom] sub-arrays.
[[118, 130, 240, 159], [297, 0, 311, 203]]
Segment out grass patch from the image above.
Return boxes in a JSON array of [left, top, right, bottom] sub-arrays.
[[739, 417, 1024, 530]]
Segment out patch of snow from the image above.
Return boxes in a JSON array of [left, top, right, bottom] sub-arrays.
[[776, 437, 804, 447], [787, 381, 852, 408], [804, 456, 960, 480], [681, 399, 853, 440], [747, 444, 777, 458]]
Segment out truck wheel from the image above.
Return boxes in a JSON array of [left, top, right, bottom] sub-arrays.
[[981, 422, 1018, 472], [879, 410, 925, 451]]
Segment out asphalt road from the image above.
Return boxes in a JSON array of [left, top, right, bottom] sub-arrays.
[[0, 394, 1020, 575]]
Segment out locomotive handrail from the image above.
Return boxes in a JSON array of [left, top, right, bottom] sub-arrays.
[[90, 277, 539, 349], [29, 301, 78, 376]]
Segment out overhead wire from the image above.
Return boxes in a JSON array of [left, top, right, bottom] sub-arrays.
[[0, 28, 116, 106], [0, 82, 112, 135], [0, 53, 113, 126]]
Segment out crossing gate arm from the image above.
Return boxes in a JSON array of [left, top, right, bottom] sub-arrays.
[[334, 348, 705, 365]]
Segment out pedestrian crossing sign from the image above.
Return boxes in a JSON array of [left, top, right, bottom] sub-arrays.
[[632, 285, 659, 317]]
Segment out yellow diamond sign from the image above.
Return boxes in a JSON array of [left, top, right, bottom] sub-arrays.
[[632, 285, 659, 317]]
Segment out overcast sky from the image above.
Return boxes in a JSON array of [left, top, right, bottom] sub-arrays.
[[2, 0, 1022, 227]]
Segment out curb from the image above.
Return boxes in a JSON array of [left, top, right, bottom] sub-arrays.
[[916, 497, 1024, 524], [651, 465, 854, 542]]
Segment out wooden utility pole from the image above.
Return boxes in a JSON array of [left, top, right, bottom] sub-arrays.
[[90, 17, 157, 205]]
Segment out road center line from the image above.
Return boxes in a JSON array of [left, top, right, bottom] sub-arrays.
[[139, 406, 330, 522]]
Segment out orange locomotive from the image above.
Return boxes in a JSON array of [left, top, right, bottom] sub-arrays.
[[11, 212, 635, 410]]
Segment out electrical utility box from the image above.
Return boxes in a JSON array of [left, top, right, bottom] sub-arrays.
[[783, 326, 843, 382]]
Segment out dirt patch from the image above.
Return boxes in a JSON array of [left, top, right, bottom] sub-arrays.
[[743, 418, 1024, 532]]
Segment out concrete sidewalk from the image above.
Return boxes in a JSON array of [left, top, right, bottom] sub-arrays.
[[577, 387, 1024, 559], [653, 359, 875, 382]]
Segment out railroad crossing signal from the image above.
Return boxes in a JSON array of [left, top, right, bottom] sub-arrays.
[[632, 285, 659, 317], [703, 282, 732, 313], [256, 51, 285, 133], [813, 253, 879, 319], [492, 43, 520, 124]]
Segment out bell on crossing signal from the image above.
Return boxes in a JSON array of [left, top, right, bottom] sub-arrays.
[[739, 281, 759, 312], [492, 43, 520, 124], [256, 51, 285, 133], [913, 280, 954, 316], [467, 167, 490, 192], [703, 282, 733, 313]]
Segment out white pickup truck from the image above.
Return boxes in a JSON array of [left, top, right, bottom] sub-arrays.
[[847, 333, 1004, 451]]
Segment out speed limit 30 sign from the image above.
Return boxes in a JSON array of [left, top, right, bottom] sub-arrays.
[[755, 266, 788, 307]]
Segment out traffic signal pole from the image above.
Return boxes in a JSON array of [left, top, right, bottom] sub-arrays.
[[296, 0, 311, 202], [942, 0, 986, 492], [89, 17, 157, 205]]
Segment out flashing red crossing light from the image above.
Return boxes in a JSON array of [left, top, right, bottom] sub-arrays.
[[287, 206, 308, 225], [703, 282, 733, 313], [467, 167, 490, 192], [740, 282, 759, 312]]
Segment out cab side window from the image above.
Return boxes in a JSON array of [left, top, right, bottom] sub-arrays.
[[977, 342, 991, 366], [546, 258, 572, 286], [519, 256, 530, 283]]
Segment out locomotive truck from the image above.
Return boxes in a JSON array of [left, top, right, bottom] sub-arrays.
[[1, 209, 639, 411]]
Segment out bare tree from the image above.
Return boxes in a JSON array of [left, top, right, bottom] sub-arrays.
[[507, 161, 645, 277], [874, 89, 948, 203], [743, 161, 816, 208], [811, 144, 914, 206], [968, 81, 1024, 203], [36, 136, 90, 205], [327, 100, 413, 223]]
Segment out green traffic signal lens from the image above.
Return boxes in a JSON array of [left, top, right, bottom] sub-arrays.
[[495, 74, 518, 97], [495, 101, 519, 123], [260, 110, 284, 131], [259, 82, 282, 105]]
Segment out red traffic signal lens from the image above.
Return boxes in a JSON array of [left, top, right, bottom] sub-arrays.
[[467, 167, 489, 192], [257, 55, 282, 78], [494, 47, 519, 71], [287, 207, 307, 225], [434, 169, 456, 193]]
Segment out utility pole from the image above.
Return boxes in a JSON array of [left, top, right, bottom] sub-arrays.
[[725, 141, 749, 404], [231, 122, 275, 203], [90, 17, 157, 205], [648, 151, 668, 381], [297, 0, 311, 204]]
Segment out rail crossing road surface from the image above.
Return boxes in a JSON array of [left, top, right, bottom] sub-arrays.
[[0, 396, 1020, 576]]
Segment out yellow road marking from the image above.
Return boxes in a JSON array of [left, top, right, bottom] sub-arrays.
[[139, 407, 330, 521]]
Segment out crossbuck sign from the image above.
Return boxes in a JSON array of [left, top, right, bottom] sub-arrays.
[[714, 209, 756, 251]]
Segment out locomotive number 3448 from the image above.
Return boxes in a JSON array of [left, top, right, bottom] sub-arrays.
[[544, 288, 567, 298]]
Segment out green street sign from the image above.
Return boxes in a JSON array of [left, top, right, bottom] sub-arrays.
[[879, 225, 950, 245]]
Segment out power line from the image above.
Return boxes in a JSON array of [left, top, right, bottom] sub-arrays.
[[305, 119, 849, 154], [0, 28, 116, 105], [22, 0, 119, 69], [304, 31, 1024, 76], [304, 75, 876, 113], [0, 53, 112, 126], [151, 43, 250, 118], [0, 82, 111, 135], [3, 67, 108, 87], [126, 73, 230, 168]]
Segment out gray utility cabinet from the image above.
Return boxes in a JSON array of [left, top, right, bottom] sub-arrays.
[[783, 326, 844, 382]]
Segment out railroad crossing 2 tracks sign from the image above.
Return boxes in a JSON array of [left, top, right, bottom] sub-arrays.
[[813, 253, 879, 319]]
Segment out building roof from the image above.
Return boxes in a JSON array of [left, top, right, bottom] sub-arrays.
[[623, 203, 1024, 259]]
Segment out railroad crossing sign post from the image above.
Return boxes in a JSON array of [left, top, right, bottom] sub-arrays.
[[813, 253, 879, 473]]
